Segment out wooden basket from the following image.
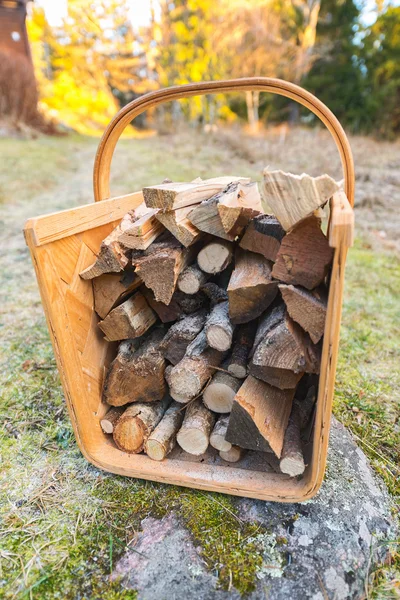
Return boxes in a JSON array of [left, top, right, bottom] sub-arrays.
[[24, 78, 355, 502]]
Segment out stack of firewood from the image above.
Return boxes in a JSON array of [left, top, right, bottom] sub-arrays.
[[80, 171, 340, 476]]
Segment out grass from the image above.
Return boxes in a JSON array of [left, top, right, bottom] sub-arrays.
[[0, 131, 399, 598]]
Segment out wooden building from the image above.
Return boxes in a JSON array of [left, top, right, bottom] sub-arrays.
[[0, 0, 32, 62]]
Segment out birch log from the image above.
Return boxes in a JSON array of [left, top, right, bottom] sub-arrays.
[[176, 398, 215, 455], [145, 402, 184, 461], [113, 397, 170, 453]]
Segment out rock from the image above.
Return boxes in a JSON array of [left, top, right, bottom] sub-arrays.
[[112, 418, 396, 600]]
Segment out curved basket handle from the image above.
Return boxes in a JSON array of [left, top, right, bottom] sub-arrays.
[[93, 77, 355, 206]]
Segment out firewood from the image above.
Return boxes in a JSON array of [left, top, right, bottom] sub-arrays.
[[205, 301, 234, 351], [227, 322, 257, 379], [143, 176, 249, 211], [279, 284, 327, 343], [226, 376, 295, 457], [145, 402, 184, 461], [210, 415, 232, 452], [80, 210, 135, 279], [141, 286, 182, 322], [93, 271, 141, 319], [201, 283, 228, 305], [159, 310, 207, 365], [168, 343, 224, 400], [164, 364, 189, 404], [239, 214, 285, 261], [227, 249, 278, 324], [250, 309, 320, 381], [177, 264, 208, 295], [132, 235, 194, 305], [279, 403, 305, 476], [187, 188, 235, 241], [118, 208, 164, 250], [98, 292, 156, 341], [103, 329, 166, 407], [218, 181, 262, 235], [155, 206, 202, 247], [100, 406, 125, 434], [113, 397, 170, 454], [250, 365, 303, 390], [203, 371, 241, 413], [176, 398, 215, 455], [197, 239, 233, 274], [272, 216, 333, 290], [219, 446, 244, 463], [262, 170, 340, 230], [185, 328, 208, 357]]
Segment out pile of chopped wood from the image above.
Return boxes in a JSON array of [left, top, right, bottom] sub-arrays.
[[80, 171, 339, 476]]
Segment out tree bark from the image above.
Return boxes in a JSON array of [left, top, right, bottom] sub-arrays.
[[159, 309, 207, 365], [239, 214, 285, 262], [205, 301, 234, 351], [98, 292, 156, 341], [176, 398, 215, 455], [113, 397, 170, 453], [227, 322, 257, 379], [145, 401, 184, 461], [210, 415, 232, 452], [100, 406, 125, 434]]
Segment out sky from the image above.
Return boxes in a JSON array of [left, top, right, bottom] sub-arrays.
[[36, 0, 160, 28]]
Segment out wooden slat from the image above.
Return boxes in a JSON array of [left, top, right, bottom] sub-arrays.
[[24, 192, 143, 247], [329, 191, 354, 248]]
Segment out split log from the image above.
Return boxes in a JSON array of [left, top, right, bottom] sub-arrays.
[[155, 206, 202, 247], [239, 214, 285, 262], [118, 208, 164, 250], [218, 181, 262, 235], [197, 239, 233, 274], [176, 398, 215, 455], [113, 397, 170, 454], [226, 376, 295, 457], [227, 249, 278, 324], [262, 170, 340, 230], [272, 216, 333, 290], [103, 329, 166, 406], [279, 403, 305, 476], [168, 343, 224, 400], [159, 310, 207, 365], [177, 264, 208, 295], [187, 187, 236, 241], [203, 371, 241, 413], [80, 210, 135, 279], [100, 406, 125, 434], [145, 402, 184, 461], [93, 271, 141, 319], [98, 291, 156, 341], [132, 235, 194, 305], [279, 284, 327, 343], [210, 415, 232, 452], [227, 322, 257, 379], [250, 310, 320, 382], [219, 446, 244, 463], [205, 301, 234, 351], [141, 287, 207, 323], [143, 176, 250, 212], [249, 365, 303, 390]]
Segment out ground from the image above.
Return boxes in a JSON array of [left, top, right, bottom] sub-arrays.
[[0, 128, 399, 599]]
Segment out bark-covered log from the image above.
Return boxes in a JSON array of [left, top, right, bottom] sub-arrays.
[[100, 406, 125, 434], [177, 264, 208, 294], [201, 282, 228, 305], [210, 415, 232, 452], [279, 284, 327, 343], [272, 216, 333, 290], [168, 343, 224, 400], [80, 210, 135, 279], [219, 446, 244, 463], [205, 301, 234, 351], [98, 292, 156, 341], [159, 309, 207, 365], [103, 329, 166, 406], [176, 398, 215, 455], [226, 376, 295, 457], [197, 240, 233, 274], [262, 170, 339, 231], [239, 214, 285, 262], [203, 371, 241, 413], [143, 176, 249, 211], [132, 235, 194, 305], [279, 403, 305, 476], [227, 322, 257, 379], [144, 402, 184, 461], [227, 249, 278, 324], [93, 271, 141, 319], [113, 397, 170, 453], [155, 206, 202, 247]]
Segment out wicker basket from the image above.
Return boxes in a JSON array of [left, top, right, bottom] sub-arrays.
[[24, 78, 354, 502]]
